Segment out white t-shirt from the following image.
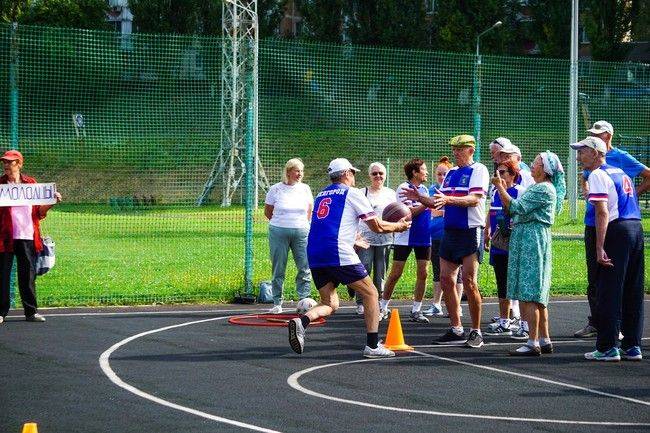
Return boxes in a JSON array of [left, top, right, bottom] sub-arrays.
[[265, 182, 313, 229], [358, 186, 395, 246]]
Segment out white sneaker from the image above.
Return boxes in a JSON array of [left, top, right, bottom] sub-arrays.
[[363, 343, 395, 358], [269, 305, 283, 314], [378, 308, 389, 321], [356, 304, 365, 315], [288, 318, 305, 354]]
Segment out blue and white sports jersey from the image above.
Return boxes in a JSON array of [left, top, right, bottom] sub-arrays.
[[583, 147, 648, 180], [394, 182, 431, 247], [307, 183, 376, 268], [584, 164, 641, 227], [440, 162, 489, 229]]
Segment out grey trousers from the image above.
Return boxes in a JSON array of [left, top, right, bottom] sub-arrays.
[[356, 245, 391, 305], [268, 225, 311, 305]]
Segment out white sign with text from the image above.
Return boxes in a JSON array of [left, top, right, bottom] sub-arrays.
[[0, 183, 57, 206]]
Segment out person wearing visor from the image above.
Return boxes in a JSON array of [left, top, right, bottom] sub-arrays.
[[0, 150, 62, 324], [574, 120, 650, 339], [289, 158, 410, 359], [354, 162, 395, 315], [571, 137, 644, 361]]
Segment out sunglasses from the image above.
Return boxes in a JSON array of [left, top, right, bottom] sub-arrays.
[[371, 172, 384, 176]]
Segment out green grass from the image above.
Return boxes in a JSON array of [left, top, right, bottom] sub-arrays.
[[33, 203, 649, 307]]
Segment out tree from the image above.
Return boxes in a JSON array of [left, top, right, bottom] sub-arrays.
[[431, 0, 520, 55], [583, 0, 633, 61], [258, 0, 285, 38], [525, 0, 571, 58], [298, 0, 345, 43], [129, 0, 221, 35], [1, 0, 109, 29], [345, 0, 430, 49], [630, 0, 649, 40]]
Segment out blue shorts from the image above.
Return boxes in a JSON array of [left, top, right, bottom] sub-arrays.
[[311, 263, 369, 290], [439, 227, 484, 265]]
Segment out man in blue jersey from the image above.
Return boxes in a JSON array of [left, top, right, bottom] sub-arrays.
[[402, 135, 490, 348], [288, 158, 410, 359], [570, 137, 645, 361], [574, 120, 650, 339], [379, 158, 432, 324]]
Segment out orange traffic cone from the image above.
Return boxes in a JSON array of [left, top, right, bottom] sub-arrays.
[[383, 309, 413, 351], [22, 423, 38, 433]]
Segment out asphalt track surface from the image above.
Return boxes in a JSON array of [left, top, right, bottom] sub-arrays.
[[1, 298, 649, 433]]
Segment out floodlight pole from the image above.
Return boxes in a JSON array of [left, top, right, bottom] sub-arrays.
[[473, 21, 502, 161], [568, 0, 579, 220], [197, 0, 269, 207]]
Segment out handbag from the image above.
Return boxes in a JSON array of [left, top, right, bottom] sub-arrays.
[[490, 211, 512, 250], [490, 225, 511, 251], [35, 236, 55, 276]]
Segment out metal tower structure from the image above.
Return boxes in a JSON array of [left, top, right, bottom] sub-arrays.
[[197, 0, 269, 206]]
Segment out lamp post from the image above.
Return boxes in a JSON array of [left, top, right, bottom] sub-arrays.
[[473, 20, 502, 161]]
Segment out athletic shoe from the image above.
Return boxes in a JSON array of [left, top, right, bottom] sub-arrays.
[[620, 346, 642, 361], [0, 316, 3, 324], [540, 343, 554, 354], [409, 311, 430, 323], [363, 343, 395, 358], [584, 347, 620, 362], [268, 305, 283, 314], [465, 330, 484, 348], [435, 329, 467, 345], [574, 324, 597, 338], [422, 304, 444, 317], [356, 304, 365, 315], [379, 308, 389, 321], [485, 322, 512, 336], [511, 327, 529, 340], [26, 314, 46, 322], [490, 315, 500, 323], [288, 318, 305, 354], [510, 345, 541, 356], [444, 310, 463, 318]]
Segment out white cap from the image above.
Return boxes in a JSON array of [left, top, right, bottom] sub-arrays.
[[490, 137, 512, 149], [587, 120, 613, 136], [570, 136, 607, 154], [500, 143, 522, 156], [328, 158, 359, 174]]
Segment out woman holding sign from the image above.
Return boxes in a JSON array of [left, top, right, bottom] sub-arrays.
[[0, 150, 61, 324]]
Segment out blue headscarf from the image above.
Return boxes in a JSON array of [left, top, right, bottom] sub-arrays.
[[540, 150, 566, 214]]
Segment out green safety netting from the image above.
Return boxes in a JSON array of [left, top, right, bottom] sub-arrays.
[[0, 24, 647, 305]]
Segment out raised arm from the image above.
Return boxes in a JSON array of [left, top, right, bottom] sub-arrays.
[[365, 217, 410, 234]]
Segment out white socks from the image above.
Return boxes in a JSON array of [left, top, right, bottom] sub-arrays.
[[510, 300, 520, 318], [412, 301, 422, 313], [379, 299, 390, 310]]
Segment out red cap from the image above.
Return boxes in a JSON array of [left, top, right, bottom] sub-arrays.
[[1, 150, 23, 163]]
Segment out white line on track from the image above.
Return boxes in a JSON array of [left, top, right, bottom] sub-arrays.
[[99, 316, 284, 433], [18, 298, 649, 318], [287, 354, 650, 426], [413, 336, 650, 348]]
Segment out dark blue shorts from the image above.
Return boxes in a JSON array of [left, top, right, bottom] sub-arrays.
[[393, 245, 431, 261], [439, 227, 484, 265], [311, 263, 369, 289]]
